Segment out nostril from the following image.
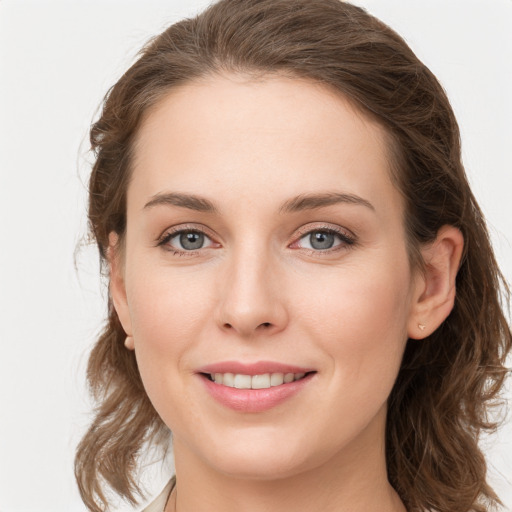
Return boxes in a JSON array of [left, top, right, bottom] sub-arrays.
[[221, 321, 273, 332]]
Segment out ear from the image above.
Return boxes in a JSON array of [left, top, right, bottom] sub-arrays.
[[407, 225, 464, 340], [108, 232, 134, 349]]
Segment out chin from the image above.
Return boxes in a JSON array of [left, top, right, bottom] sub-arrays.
[[210, 454, 311, 482], [192, 431, 331, 482]]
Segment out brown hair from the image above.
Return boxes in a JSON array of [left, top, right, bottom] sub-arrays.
[[75, 1, 512, 511]]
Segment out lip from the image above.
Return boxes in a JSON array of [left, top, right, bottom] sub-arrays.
[[196, 361, 317, 413], [197, 360, 315, 376]]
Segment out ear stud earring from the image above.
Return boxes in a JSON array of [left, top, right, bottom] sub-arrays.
[[418, 324, 426, 331]]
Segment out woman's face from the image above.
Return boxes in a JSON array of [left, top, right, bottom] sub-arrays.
[[112, 74, 424, 480]]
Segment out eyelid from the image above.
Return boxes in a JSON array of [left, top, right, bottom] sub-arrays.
[[156, 223, 220, 253], [293, 223, 355, 239], [289, 223, 357, 253], [155, 222, 356, 256]]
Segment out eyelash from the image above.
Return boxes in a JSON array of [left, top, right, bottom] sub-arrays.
[[157, 225, 215, 256], [292, 225, 356, 256], [156, 224, 356, 257]]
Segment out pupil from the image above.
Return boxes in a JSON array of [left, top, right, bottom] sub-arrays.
[[310, 231, 334, 250], [180, 231, 204, 250]]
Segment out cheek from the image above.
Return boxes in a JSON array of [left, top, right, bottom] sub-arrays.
[[295, 258, 412, 386], [128, 267, 211, 346], [125, 267, 216, 406], [286, 261, 412, 448], [124, 272, 215, 435]]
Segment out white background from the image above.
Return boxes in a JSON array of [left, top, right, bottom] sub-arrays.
[[0, 1, 511, 511]]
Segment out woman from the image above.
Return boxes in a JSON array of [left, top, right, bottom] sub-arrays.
[[75, 0, 511, 511]]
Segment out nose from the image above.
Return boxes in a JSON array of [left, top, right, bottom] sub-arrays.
[[214, 245, 289, 339]]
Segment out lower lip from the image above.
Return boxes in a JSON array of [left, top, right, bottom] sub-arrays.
[[199, 373, 315, 413]]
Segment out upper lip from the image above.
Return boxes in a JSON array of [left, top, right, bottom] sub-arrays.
[[197, 360, 316, 376]]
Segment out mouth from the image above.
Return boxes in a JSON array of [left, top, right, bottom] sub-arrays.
[[200, 371, 315, 390], [196, 361, 317, 412]]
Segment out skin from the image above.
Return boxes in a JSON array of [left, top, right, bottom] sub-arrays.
[[110, 74, 463, 512]]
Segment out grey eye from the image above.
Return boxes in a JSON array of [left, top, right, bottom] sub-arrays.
[[309, 231, 335, 250], [160, 228, 215, 253], [295, 229, 352, 252], [178, 231, 205, 250]]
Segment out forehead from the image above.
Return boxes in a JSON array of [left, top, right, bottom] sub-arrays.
[[129, 73, 400, 218]]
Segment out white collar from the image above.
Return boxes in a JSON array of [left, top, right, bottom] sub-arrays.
[[142, 479, 174, 512]]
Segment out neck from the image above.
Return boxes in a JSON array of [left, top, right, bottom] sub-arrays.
[[165, 408, 406, 512]]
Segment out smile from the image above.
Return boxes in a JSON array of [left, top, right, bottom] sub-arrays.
[[205, 372, 308, 389], [199, 370, 316, 413]]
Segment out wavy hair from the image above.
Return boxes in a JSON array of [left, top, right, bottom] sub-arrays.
[[75, 1, 511, 511]]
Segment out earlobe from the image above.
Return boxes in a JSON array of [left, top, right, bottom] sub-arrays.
[[124, 336, 135, 350], [108, 232, 133, 342], [408, 225, 464, 340]]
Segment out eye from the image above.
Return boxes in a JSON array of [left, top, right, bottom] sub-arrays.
[[302, 231, 338, 250], [293, 227, 355, 252], [158, 228, 215, 252]]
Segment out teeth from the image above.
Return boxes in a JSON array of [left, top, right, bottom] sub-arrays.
[[284, 373, 295, 383], [234, 374, 252, 389], [222, 373, 234, 387], [270, 373, 284, 386], [252, 374, 271, 389], [210, 372, 308, 389]]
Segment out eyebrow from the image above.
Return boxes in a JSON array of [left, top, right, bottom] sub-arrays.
[[144, 192, 218, 213], [279, 192, 375, 214], [143, 191, 374, 214]]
